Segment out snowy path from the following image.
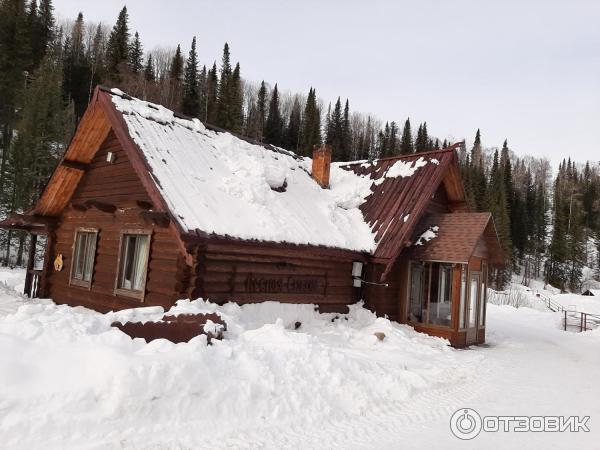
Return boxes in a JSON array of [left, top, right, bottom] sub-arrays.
[[391, 306, 600, 449]]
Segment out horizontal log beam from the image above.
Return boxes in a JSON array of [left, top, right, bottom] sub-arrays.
[[84, 200, 117, 214], [62, 159, 90, 171]]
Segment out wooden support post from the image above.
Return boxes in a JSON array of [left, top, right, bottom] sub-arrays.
[[23, 234, 37, 297]]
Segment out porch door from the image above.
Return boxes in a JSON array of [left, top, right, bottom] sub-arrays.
[[466, 272, 480, 345], [409, 263, 426, 323]]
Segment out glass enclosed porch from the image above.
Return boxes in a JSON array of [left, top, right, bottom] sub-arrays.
[[406, 259, 488, 347]]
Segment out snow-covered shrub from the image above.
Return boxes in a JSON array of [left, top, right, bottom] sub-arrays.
[[488, 287, 534, 309]]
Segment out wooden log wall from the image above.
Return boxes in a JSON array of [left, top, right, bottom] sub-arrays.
[[46, 131, 187, 313], [189, 239, 363, 314], [362, 258, 404, 322]]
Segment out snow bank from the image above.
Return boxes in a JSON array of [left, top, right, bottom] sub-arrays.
[[111, 91, 376, 252], [0, 296, 476, 448]]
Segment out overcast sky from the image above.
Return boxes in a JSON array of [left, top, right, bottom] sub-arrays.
[[53, 0, 600, 166]]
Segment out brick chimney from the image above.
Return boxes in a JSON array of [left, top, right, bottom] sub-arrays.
[[312, 144, 332, 188]]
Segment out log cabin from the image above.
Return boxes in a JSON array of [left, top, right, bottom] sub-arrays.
[[0, 87, 503, 347]]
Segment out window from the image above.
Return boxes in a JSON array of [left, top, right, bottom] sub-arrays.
[[468, 273, 480, 328], [408, 261, 453, 327], [409, 263, 427, 323], [459, 265, 467, 328], [70, 229, 98, 288], [429, 263, 453, 326], [479, 263, 487, 327], [115, 231, 150, 300]]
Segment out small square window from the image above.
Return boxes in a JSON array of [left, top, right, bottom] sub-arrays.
[[115, 231, 150, 300], [70, 229, 98, 289]]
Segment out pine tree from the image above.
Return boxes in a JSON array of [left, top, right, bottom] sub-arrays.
[[215, 42, 232, 128], [204, 62, 218, 123], [341, 99, 352, 161], [284, 96, 302, 151], [86, 23, 105, 101], [106, 6, 130, 81], [485, 150, 513, 288], [300, 87, 321, 156], [6, 45, 66, 219], [229, 62, 243, 133], [468, 129, 487, 209], [144, 54, 155, 82], [388, 121, 399, 155], [62, 12, 91, 121], [326, 97, 344, 161], [0, 0, 33, 199], [400, 118, 414, 154], [415, 122, 429, 152], [181, 36, 200, 117], [29, 0, 54, 68], [547, 163, 571, 290], [255, 80, 267, 141], [169, 44, 184, 81], [128, 31, 143, 74], [264, 83, 282, 145], [197, 64, 207, 115]]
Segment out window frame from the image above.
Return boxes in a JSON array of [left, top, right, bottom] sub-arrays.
[[69, 227, 99, 290], [407, 260, 455, 329], [467, 271, 481, 329], [114, 229, 152, 301]]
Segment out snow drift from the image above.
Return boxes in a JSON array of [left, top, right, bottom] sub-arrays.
[[0, 292, 475, 449]]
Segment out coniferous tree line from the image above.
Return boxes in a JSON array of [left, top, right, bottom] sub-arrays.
[[460, 130, 600, 291], [2, 1, 600, 293]]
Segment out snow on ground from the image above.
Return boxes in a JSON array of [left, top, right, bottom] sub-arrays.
[[1, 272, 599, 449], [0, 267, 26, 316]]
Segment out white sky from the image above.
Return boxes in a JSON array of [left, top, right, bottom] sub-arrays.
[[53, 0, 600, 165]]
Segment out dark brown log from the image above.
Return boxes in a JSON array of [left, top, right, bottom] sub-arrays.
[[84, 200, 117, 214], [140, 211, 170, 228], [62, 159, 89, 171]]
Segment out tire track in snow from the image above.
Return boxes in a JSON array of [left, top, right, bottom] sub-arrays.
[[123, 350, 489, 450]]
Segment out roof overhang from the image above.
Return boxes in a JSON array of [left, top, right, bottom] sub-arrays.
[[406, 212, 505, 267], [0, 212, 56, 234]]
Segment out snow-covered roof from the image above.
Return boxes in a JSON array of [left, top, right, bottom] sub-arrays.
[[111, 90, 378, 252]]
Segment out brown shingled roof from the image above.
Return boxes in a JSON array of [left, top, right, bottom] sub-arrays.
[[407, 212, 505, 266], [340, 144, 466, 279]]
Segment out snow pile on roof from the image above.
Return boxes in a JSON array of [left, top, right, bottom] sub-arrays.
[[0, 293, 481, 448], [385, 156, 429, 178], [111, 90, 375, 252], [414, 225, 439, 246]]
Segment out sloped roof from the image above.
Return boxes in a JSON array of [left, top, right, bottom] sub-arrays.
[[407, 212, 505, 266], [33, 88, 376, 252], [29, 87, 474, 268], [340, 146, 466, 278]]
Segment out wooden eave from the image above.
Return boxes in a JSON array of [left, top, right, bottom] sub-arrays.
[[31, 87, 178, 226], [0, 212, 56, 233]]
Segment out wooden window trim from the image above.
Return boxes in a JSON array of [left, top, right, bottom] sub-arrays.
[[69, 227, 99, 290], [114, 229, 152, 302], [465, 270, 481, 330]]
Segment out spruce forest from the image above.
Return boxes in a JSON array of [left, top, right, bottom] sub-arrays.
[[1, 1, 599, 292]]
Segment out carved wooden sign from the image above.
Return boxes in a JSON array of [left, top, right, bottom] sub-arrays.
[[243, 273, 327, 295]]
